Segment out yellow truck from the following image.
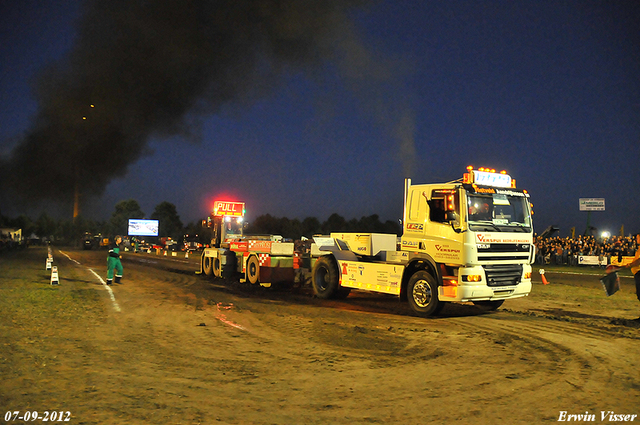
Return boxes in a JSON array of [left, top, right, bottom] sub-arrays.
[[311, 167, 535, 316]]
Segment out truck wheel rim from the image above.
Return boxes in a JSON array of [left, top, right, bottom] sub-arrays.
[[413, 280, 432, 307]]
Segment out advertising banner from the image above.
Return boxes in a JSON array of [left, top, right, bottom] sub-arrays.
[[579, 198, 605, 211], [578, 255, 604, 266], [128, 219, 159, 236]]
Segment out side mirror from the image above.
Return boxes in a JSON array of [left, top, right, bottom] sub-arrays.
[[446, 212, 462, 233]]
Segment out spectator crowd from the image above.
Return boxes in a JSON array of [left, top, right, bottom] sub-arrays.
[[534, 234, 638, 266]]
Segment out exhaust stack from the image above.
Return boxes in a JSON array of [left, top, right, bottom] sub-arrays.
[[403, 178, 411, 231]]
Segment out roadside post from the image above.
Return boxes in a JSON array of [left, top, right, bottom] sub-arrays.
[[50, 266, 60, 285]]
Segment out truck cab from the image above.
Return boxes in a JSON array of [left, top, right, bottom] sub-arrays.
[[200, 201, 245, 278], [401, 168, 534, 309]]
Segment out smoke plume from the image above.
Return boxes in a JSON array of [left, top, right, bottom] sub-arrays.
[[1, 0, 380, 211]]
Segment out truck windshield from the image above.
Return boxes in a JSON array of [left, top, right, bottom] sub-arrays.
[[223, 217, 243, 237], [466, 191, 532, 232]]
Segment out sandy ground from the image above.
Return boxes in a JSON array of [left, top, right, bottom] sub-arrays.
[[1, 246, 639, 424]]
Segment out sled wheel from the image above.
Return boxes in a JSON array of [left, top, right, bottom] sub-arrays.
[[203, 256, 213, 276], [213, 257, 222, 278], [247, 255, 260, 285]]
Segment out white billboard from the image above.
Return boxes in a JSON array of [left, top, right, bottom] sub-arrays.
[[128, 219, 159, 236], [579, 198, 605, 211]]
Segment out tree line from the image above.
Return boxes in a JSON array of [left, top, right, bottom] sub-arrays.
[[0, 199, 194, 246], [245, 213, 400, 240], [1, 199, 401, 247]]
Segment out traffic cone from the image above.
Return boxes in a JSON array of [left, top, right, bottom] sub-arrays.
[[50, 266, 59, 285], [164, 250, 167, 256], [539, 269, 549, 285], [185, 251, 189, 259]]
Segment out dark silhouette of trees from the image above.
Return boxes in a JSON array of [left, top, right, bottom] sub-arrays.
[[35, 213, 57, 240], [109, 199, 145, 236], [301, 217, 321, 237], [1, 200, 401, 248], [246, 213, 401, 239], [151, 201, 184, 240], [183, 220, 212, 247]]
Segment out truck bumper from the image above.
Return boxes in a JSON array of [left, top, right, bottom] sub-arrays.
[[439, 264, 532, 302], [440, 280, 532, 302]]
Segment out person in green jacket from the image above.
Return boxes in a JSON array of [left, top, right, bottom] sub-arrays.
[[106, 235, 123, 285]]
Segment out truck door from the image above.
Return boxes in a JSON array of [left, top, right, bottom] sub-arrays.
[[423, 188, 464, 262]]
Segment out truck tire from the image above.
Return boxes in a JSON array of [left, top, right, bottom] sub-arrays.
[[203, 256, 213, 276], [473, 300, 505, 311], [312, 256, 339, 299], [213, 258, 222, 278], [246, 255, 260, 284], [407, 270, 443, 317]]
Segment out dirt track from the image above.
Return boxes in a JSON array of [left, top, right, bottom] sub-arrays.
[[1, 246, 639, 424]]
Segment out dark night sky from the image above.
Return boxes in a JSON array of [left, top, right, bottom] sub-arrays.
[[1, 0, 639, 237]]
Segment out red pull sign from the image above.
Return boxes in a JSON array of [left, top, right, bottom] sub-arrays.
[[213, 201, 245, 217]]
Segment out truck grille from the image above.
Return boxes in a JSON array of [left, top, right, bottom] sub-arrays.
[[477, 243, 532, 262], [478, 243, 530, 253], [477, 243, 530, 261], [483, 264, 522, 287]]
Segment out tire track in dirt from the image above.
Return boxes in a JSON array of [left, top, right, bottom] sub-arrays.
[[451, 313, 640, 410]]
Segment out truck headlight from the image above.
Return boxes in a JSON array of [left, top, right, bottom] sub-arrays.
[[462, 274, 482, 282]]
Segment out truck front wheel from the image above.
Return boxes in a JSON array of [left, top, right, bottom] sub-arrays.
[[407, 271, 443, 317], [312, 256, 339, 299]]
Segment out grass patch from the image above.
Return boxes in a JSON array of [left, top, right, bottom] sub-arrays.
[[0, 246, 107, 399], [0, 247, 104, 327]]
